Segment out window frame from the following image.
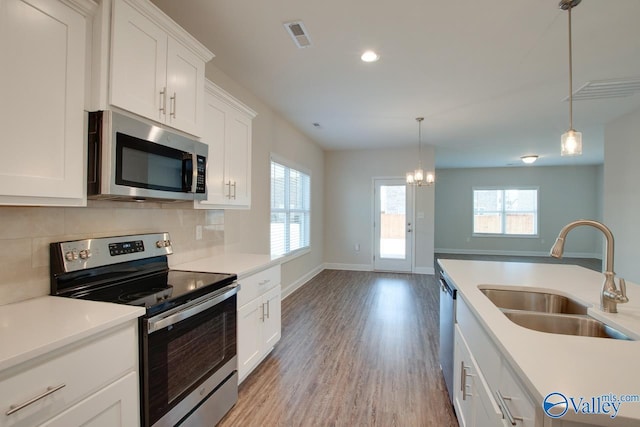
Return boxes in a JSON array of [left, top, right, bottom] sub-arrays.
[[270, 154, 311, 258], [472, 186, 539, 238]]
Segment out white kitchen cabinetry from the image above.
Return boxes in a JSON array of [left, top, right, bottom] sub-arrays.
[[454, 325, 506, 427], [0, 0, 95, 206], [195, 81, 256, 209], [109, 0, 213, 137], [456, 296, 539, 427], [237, 265, 281, 383], [0, 321, 140, 427]]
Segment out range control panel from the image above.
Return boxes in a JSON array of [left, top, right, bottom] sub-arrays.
[[109, 240, 145, 256], [53, 233, 173, 273]]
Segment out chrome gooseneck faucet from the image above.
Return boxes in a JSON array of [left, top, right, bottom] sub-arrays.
[[550, 220, 628, 313]]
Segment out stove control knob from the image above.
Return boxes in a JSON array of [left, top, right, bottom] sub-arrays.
[[72, 251, 79, 260], [65, 251, 74, 261], [165, 240, 172, 248], [79, 249, 91, 260], [156, 240, 165, 248]]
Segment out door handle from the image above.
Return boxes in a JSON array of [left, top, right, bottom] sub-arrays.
[[170, 92, 177, 118]]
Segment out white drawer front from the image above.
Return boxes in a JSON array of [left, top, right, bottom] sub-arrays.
[[237, 265, 280, 307], [0, 322, 138, 427], [456, 296, 501, 391]]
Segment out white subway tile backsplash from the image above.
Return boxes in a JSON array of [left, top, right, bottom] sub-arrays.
[[0, 204, 225, 306]]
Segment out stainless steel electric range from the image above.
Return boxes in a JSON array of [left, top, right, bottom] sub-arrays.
[[50, 232, 238, 427]]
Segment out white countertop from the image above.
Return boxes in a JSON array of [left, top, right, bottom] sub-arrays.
[[438, 259, 640, 426], [0, 296, 144, 372], [173, 253, 281, 279]]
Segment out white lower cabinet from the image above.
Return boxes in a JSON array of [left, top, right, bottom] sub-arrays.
[[0, 321, 140, 427], [237, 265, 281, 383], [454, 325, 506, 427], [455, 296, 539, 427], [39, 372, 138, 427]]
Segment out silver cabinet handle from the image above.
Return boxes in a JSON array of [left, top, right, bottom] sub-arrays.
[[159, 87, 167, 114], [258, 279, 270, 286], [226, 180, 232, 199], [6, 384, 66, 416], [260, 302, 266, 321], [460, 362, 473, 400], [170, 92, 177, 118], [232, 181, 237, 199], [266, 300, 270, 319], [496, 390, 523, 426]]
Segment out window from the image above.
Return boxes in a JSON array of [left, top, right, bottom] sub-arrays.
[[473, 188, 538, 236], [271, 158, 311, 257]]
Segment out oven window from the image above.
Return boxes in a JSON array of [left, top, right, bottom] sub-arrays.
[[145, 295, 236, 426], [116, 132, 186, 192]]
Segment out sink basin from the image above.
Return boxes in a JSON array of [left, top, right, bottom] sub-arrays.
[[502, 310, 633, 340], [480, 287, 588, 315]]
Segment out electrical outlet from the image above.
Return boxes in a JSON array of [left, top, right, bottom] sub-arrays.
[[196, 225, 203, 240], [354, 243, 360, 252]]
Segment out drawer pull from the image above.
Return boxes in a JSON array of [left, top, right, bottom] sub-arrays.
[[6, 384, 66, 416], [496, 390, 524, 426], [259, 279, 271, 286]]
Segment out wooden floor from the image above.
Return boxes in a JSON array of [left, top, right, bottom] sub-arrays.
[[218, 270, 458, 427]]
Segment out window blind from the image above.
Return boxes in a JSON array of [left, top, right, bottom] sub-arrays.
[[271, 160, 310, 256]]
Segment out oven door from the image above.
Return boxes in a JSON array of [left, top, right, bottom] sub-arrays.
[[142, 284, 238, 427]]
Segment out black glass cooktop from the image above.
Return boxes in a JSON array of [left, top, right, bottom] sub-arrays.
[[68, 269, 236, 316]]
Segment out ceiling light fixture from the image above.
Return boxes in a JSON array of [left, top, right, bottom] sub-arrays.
[[406, 117, 435, 186], [361, 50, 380, 63], [559, 0, 582, 156], [521, 155, 539, 164]]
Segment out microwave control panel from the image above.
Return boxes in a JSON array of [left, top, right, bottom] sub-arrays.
[[196, 155, 206, 193]]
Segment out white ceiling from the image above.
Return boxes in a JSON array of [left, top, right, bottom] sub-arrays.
[[151, 0, 640, 168]]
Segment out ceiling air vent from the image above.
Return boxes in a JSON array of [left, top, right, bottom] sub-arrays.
[[565, 77, 640, 101], [284, 20, 312, 48]]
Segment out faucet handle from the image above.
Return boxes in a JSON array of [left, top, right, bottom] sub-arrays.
[[619, 278, 628, 301]]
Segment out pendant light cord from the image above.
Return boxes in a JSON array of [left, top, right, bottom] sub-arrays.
[[568, 4, 573, 130], [418, 119, 422, 169]]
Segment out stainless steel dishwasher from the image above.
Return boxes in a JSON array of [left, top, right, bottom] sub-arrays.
[[439, 270, 457, 404]]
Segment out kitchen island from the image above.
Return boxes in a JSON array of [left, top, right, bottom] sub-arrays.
[[438, 259, 640, 427]]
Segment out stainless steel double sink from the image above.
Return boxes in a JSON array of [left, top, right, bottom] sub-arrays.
[[479, 287, 633, 340]]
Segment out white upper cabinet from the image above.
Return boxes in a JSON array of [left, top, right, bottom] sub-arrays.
[[108, 0, 212, 136], [196, 80, 256, 209], [0, 0, 95, 206]]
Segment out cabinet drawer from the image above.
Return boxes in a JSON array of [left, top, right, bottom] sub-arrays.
[[0, 322, 138, 427], [457, 296, 501, 391], [238, 265, 280, 306], [498, 364, 537, 427]]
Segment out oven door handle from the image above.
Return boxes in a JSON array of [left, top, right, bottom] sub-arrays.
[[146, 284, 238, 334]]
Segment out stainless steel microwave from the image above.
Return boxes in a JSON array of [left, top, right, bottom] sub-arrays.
[[87, 110, 207, 202]]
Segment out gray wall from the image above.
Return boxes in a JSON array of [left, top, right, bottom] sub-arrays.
[[435, 166, 602, 258], [604, 106, 640, 283], [205, 65, 325, 294], [324, 147, 435, 273]]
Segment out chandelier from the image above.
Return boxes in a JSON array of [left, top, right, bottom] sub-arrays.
[[406, 117, 434, 186]]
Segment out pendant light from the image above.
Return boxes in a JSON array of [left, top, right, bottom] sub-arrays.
[[406, 117, 435, 186], [560, 0, 582, 156]]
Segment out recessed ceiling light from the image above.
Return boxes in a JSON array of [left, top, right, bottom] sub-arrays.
[[361, 50, 380, 63], [521, 155, 539, 164]]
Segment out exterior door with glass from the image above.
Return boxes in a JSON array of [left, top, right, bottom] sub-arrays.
[[373, 178, 414, 272]]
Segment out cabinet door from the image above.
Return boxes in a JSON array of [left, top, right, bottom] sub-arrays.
[[262, 285, 281, 350], [40, 372, 139, 427], [110, 0, 167, 124], [237, 297, 264, 383], [0, 0, 86, 205], [166, 38, 204, 137], [454, 326, 475, 427], [198, 92, 229, 206], [225, 110, 252, 207]]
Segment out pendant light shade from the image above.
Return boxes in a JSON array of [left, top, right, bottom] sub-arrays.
[[560, 0, 582, 156], [406, 117, 434, 187]]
